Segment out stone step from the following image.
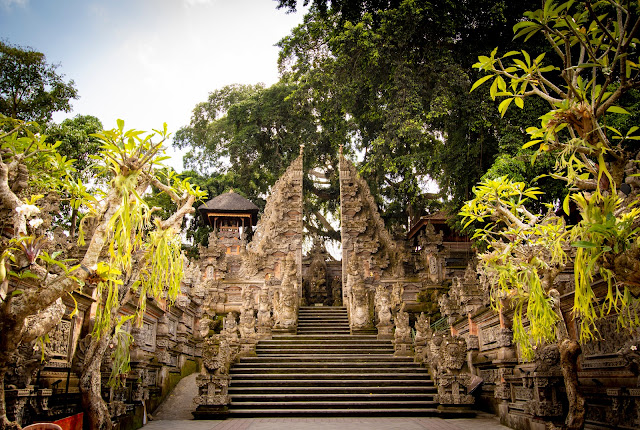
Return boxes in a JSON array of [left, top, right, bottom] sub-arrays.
[[237, 355, 415, 363], [231, 367, 429, 375], [256, 341, 391, 348], [254, 348, 395, 355], [298, 307, 347, 311], [297, 319, 348, 323], [228, 386, 437, 394], [229, 400, 438, 409], [298, 313, 347, 317], [271, 335, 377, 341], [296, 320, 350, 324], [295, 330, 351, 334], [229, 393, 436, 401], [230, 374, 429, 382], [222, 305, 438, 418], [238, 353, 402, 360], [233, 361, 421, 368], [229, 378, 431, 387], [227, 408, 441, 417]]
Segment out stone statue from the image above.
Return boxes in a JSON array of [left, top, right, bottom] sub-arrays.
[[394, 305, 412, 356], [274, 253, 298, 330], [198, 315, 213, 339], [414, 312, 431, 345], [391, 282, 404, 313], [394, 307, 411, 344], [375, 285, 393, 339], [347, 255, 372, 330], [375, 285, 392, 326], [222, 312, 239, 344], [306, 245, 328, 305], [256, 287, 272, 328], [331, 277, 342, 306], [238, 287, 256, 339]]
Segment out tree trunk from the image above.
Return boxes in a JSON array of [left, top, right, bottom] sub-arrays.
[[70, 207, 78, 238], [559, 338, 585, 430], [79, 335, 113, 430], [0, 367, 20, 430]]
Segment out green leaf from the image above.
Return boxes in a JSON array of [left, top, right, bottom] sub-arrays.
[[470, 74, 494, 93], [563, 193, 571, 215], [490, 78, 499, 100], [498, 98, 513, 117], [572, 241, 597, 248], [514, 97, 524, 109], [522, 139, 542, 149], [607, 106, 630, 115]]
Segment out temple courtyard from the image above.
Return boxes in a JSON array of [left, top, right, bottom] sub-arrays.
[[143, 416, 510, 430]]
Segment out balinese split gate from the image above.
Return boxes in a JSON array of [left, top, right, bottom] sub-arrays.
[[192, 147, 478, 418]]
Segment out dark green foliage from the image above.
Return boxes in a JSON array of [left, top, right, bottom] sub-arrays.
[[0, 41, 78, 124], [45, 114, 103, 182], [179, 0, 555, 239], [277, 0, 547, 229], [174, 82, 343, 244]]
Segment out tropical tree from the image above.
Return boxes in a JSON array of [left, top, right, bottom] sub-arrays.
[[0, 41, 78, 124], [174, 82, 343, 243], [279, 0, 548, 220], [45, 114, 104, 236], [461, 1, 640, 428], [0, 115, 205, 430]]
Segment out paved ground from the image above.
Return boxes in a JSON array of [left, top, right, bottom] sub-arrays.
[[142, 415, 511, 430], [153, 373, 199, 420], [149, 372, 511, 430]]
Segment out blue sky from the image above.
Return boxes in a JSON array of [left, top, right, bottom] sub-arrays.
[[1, 0, 306, 169]]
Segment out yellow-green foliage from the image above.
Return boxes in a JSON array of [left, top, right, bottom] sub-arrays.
[[463, 0, 640, 359]]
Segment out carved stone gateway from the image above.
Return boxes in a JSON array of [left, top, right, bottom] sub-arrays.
[[193, 151, 304, 417]]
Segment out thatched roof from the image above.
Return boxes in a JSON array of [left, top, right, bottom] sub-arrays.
[[198, 190, 259, 226], [199, 190, 259, 212]]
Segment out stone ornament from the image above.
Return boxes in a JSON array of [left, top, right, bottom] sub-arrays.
[[273, 253, 299, 331]]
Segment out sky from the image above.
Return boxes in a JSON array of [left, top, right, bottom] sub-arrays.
[[0, 0, 307, 170]]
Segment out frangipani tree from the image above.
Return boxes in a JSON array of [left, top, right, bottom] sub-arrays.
[[461, 1, 640, 429], [0, 116, 206, 430]]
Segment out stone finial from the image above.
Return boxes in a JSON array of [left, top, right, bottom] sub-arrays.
[[299, 143, 305, 155]]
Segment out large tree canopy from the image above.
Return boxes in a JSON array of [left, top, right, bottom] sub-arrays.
[[175, 82, 343, 243], [177, 0, 554, 243], [276, 0, 551, 223], [0, 41, 78, 124]]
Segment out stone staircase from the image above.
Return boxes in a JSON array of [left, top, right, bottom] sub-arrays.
[[227, 306, 439, 416]]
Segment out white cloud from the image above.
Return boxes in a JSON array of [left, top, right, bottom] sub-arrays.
[[183, 0, 214, 6], [1, 0, 28, 8]]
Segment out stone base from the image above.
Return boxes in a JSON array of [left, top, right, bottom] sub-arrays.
[[394, 342, 413, 357], [351, 327, 376, 335], [437, 404, 476, 418], [377, 325, 393, 340], [192, 405, 229, 419], [272, 327, 297, 335]]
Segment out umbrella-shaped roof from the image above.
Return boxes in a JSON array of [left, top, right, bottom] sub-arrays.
[[198, 190, 259, 226]]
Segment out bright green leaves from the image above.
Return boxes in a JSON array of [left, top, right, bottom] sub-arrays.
[[460, 176, 543, 231], [463, 0, 640, 362], [90, 122, 202, 338], [472, 48, 556, 118], [108, 315, 134, 388], [461, 176, 570, 357], [469, 74, 494, 93]]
